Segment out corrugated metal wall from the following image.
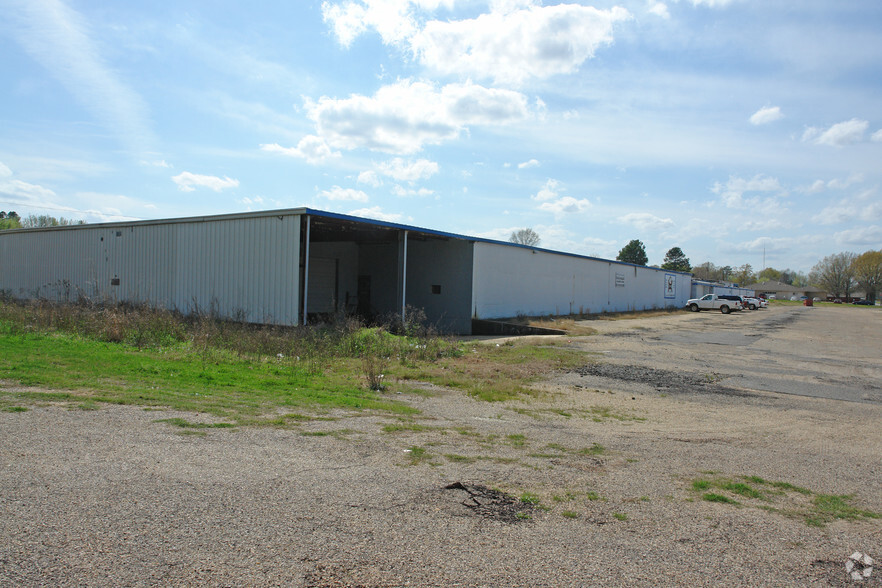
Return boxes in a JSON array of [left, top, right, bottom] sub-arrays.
[[470, 242, 692, 318], [0, 215, 301, 325]]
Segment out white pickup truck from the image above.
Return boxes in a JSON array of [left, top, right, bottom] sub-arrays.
[[686, 294, 743, 314]]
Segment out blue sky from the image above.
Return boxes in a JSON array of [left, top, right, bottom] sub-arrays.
[[1, 0, 880, 272]]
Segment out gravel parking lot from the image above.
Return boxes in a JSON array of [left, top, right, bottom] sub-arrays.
[[2, 305, 880, 587]]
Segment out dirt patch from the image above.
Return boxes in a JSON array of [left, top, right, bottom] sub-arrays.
[[571, 363, 757, 397], [443, 481, 536, 523]]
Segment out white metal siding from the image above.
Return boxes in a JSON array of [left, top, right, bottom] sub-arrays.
[[405, 238, 473, 333], [0, 215, 301, 325], [471, 242, 691, 318]]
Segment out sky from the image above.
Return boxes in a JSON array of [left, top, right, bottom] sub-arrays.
[[1, 0, 881, 273]]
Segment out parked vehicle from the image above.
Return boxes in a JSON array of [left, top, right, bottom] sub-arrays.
[[686, 294, 743, 314], [719, 294, 757, 310], [853, 300, 874, 305], [744, 297, 765, 310]]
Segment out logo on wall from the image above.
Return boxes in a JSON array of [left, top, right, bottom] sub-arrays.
[[664, 274, 676, 299]]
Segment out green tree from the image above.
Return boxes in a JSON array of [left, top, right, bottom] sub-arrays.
[[810, 252, 857, 298], [616, 239, 648, 266], [0, 211, 22, 230], [660, 247, 691, 272], [781, 269, 808, 287], [757, 267, 781, 283], [733, 263, 755, 286], [852, 250, 882, 302], [508, 227, 541, 247]]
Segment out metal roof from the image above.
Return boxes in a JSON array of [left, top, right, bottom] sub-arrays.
[[0, 206, 692, 275]]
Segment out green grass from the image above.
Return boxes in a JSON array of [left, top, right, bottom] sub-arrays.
[[703, 493, 740, 504], [0, 329, 417, 424], [808, 494, 881, 526], [399, 341, 586, 402], [2, 405, 28, 413], [0, 299, 591, 423], [154, 417, 236, 429], [382, 421, 433, 433], [519, 492, 541, 505], [578, 442, 606, 456], [612, 512, 628, 521], [690, 473, 880, 527], [405, 445, 431, 465], [561, 510, 580, 519]]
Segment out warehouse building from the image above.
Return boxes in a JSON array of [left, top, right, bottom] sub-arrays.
[[0, 208, 692, 334]]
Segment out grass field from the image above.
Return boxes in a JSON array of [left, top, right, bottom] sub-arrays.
[[0, 299, 586, 423]]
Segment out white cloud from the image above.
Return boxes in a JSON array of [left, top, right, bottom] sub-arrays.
[[0, 178, 58, 202], [749, 106, 783, 125], [172, 172, 239, 192], [647, 2, 670, 19], [260, 135, 340, 165], [711, 174, 784, 208], [872, 129, 882, 142], [802, 118, 868, 147], [411, 5, 630, 85], [834, 225, 882, 247], [322, 0, 429, 48], [305, 79, 529, 154], [6, 0, 153, 155], [826, 173, 864, 190], [731, 236, 794, 254], [812, 188, 882, 225], [391, 185, 434, 197], [0, 162, 58, 204], [319, 186, 370, 202], [691, 0, 738, 6], [377, 158, 439, 182], [618, 212, 675, 231], [804, 180, 826, 194], [140, 159, 172, 169], [532, 179, 561, 202], [518, 159, 540, 169], [241, 196, 264, 206], [348, 206, 406, 223], [538, 196, 591, 216], [357, 170, 381, 187], [322, 2, 629, 85]]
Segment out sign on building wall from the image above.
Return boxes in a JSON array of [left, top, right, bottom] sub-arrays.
[[615, 272, 625, 287], [664, 273, 677, 299]]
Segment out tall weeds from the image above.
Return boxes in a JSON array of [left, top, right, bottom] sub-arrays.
[[0, 296, 460, 389]]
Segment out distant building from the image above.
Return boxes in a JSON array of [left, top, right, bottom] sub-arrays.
[[690, 280, 755, 299], [746, 280, 826, 300]]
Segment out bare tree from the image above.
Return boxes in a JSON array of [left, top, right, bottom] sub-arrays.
[[20, 214, 85, 228], [810, 252, 857, 298], [508, 228, 541, 247]]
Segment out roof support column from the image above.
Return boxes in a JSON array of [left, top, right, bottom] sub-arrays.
[[401, 230, 408, 323], [302, 215, 311, 325]]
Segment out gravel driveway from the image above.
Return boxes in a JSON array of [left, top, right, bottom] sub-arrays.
[[2, 305, 880, 587]]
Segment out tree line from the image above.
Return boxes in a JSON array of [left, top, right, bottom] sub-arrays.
[[0, 212, 85, 230], [810, 251, 882, 302]]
